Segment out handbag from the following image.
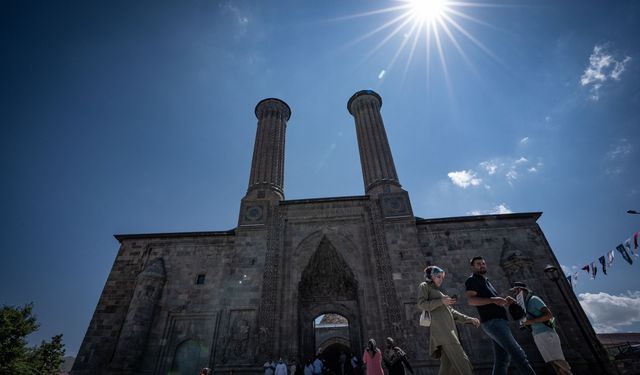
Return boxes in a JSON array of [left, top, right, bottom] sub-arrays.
[[419, 310, 431, 327]]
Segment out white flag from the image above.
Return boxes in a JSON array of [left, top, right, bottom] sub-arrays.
[[607, 250, 615, 266]]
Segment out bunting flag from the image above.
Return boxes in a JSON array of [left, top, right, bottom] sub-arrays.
[[607, 250, 615, 267], [566, 230, 638, 284], [616, 244, 633, 265], [625, 239, 634, 256], [581, 264, 590, 276], [599, 256, 607, 275]]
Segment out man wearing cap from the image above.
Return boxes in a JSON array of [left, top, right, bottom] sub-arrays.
[[511, 282, 572, 375], [465, 256, 536, 375]]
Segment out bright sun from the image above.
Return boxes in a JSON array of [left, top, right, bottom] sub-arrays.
[[339, 0, 501, 88], [409, 0, 447, 21]]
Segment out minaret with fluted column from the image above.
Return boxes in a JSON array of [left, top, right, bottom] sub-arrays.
[[245, 98, 291, 201], [348, 90, 403, 197]]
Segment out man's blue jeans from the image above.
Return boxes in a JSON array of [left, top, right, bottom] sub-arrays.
[[481, 318, 536, 375]]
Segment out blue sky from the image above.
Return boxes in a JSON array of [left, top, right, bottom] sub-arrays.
[[1, 0, 639, 356]]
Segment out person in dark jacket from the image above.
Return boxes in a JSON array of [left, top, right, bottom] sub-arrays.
[[383, 337, 413, 375]]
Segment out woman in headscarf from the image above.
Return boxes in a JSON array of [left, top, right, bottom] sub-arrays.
[[418, 265, 480, 375], [362, 339, 384, 375], [383, 337, 413, 375]]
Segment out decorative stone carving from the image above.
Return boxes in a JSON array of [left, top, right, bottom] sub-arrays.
[[380, 192, 413, 218], [299, 236, 358, 301], [256, 207, 285, 361], [223, 311, 253, 363], [500, 238, 535, 282], [155, 312, 218, 374], [366, 203, 406, 343], [239, 200, 269, 226]]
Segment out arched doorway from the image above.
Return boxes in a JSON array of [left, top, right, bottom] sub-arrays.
[[315, 313, 351, 370], [298, 237, 362, 362]]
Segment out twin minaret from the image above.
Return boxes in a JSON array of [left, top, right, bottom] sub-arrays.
[[244, 90, 402, 201]]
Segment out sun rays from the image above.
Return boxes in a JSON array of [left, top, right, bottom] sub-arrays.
[[339, 0, 506, 89]]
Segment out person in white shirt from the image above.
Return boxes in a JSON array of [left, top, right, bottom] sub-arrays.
[[312, 355, 324, 375], [304, 360, 314, 375], [264, 360, 275, 375], [275, 358, 288, 375]]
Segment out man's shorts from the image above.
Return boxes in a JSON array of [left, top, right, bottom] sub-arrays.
[[533, 330, 566, 362]]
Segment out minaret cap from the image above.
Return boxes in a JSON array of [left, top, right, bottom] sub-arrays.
[[255, 98, 291, 121], [347, 90, 383, 115]]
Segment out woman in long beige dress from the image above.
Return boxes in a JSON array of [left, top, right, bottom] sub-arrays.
[[418, 266, 480, 375]]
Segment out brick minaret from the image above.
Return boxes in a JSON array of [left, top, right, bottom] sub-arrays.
[[245, 98, 291, 201], [348, 90, 402, 197]]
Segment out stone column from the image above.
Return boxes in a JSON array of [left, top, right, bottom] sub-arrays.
[[108, 258, 166, 373], [245, 98, 291, 201], [347, 90, 402, 197]]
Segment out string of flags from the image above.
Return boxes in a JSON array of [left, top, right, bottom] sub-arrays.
[[566, 230, 639, 287]]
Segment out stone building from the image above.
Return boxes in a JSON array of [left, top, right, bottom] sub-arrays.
[[72, 90, 612, 374]]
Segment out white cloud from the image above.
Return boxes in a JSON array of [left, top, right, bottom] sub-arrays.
[[580, 45, 632, 100], [480, 161, 498, 175], [520, 137, 529, 145], [515, 157, 528, 164], [579, 291, 640, 333], [493, 203, 513, 214], [448, 170, 482, 188], [466, 203, 513, 216], [219, 2, 250, 31], [378, 70, 386, 79], [527, 167, 538, 173], [506, 170, 518, 182], [545, 116, 551, 123], [606, 138, 632, 160], [611, 56, 632, 80]]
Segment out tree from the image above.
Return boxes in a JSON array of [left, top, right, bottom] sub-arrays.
[[0, 303, 65, 375], [31, 334, 66, 374]]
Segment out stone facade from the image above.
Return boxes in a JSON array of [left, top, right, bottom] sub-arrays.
[[72, 91, 613, 375]]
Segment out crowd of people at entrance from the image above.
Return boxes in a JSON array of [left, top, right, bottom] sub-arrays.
[[201, 255, 572, 375]]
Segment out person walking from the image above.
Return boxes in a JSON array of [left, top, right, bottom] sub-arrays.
[[383, 337, 414, 375], [510, 282, 572, 375], [362, 339, 384, 375], [465, 256, 536, 375], [418, 265, 480, 375]]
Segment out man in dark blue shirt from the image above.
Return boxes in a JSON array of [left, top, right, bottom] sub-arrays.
[[465, 256, 536, 375]]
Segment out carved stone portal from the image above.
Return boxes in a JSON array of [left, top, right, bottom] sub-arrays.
[[299, 236, 358, 302]]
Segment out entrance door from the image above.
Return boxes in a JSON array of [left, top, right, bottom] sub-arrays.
[[298, 236, 362, 362], [314, 313, 352, 372]]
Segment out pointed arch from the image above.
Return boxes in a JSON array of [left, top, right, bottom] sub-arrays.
[[299, 236, 358, 302]]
